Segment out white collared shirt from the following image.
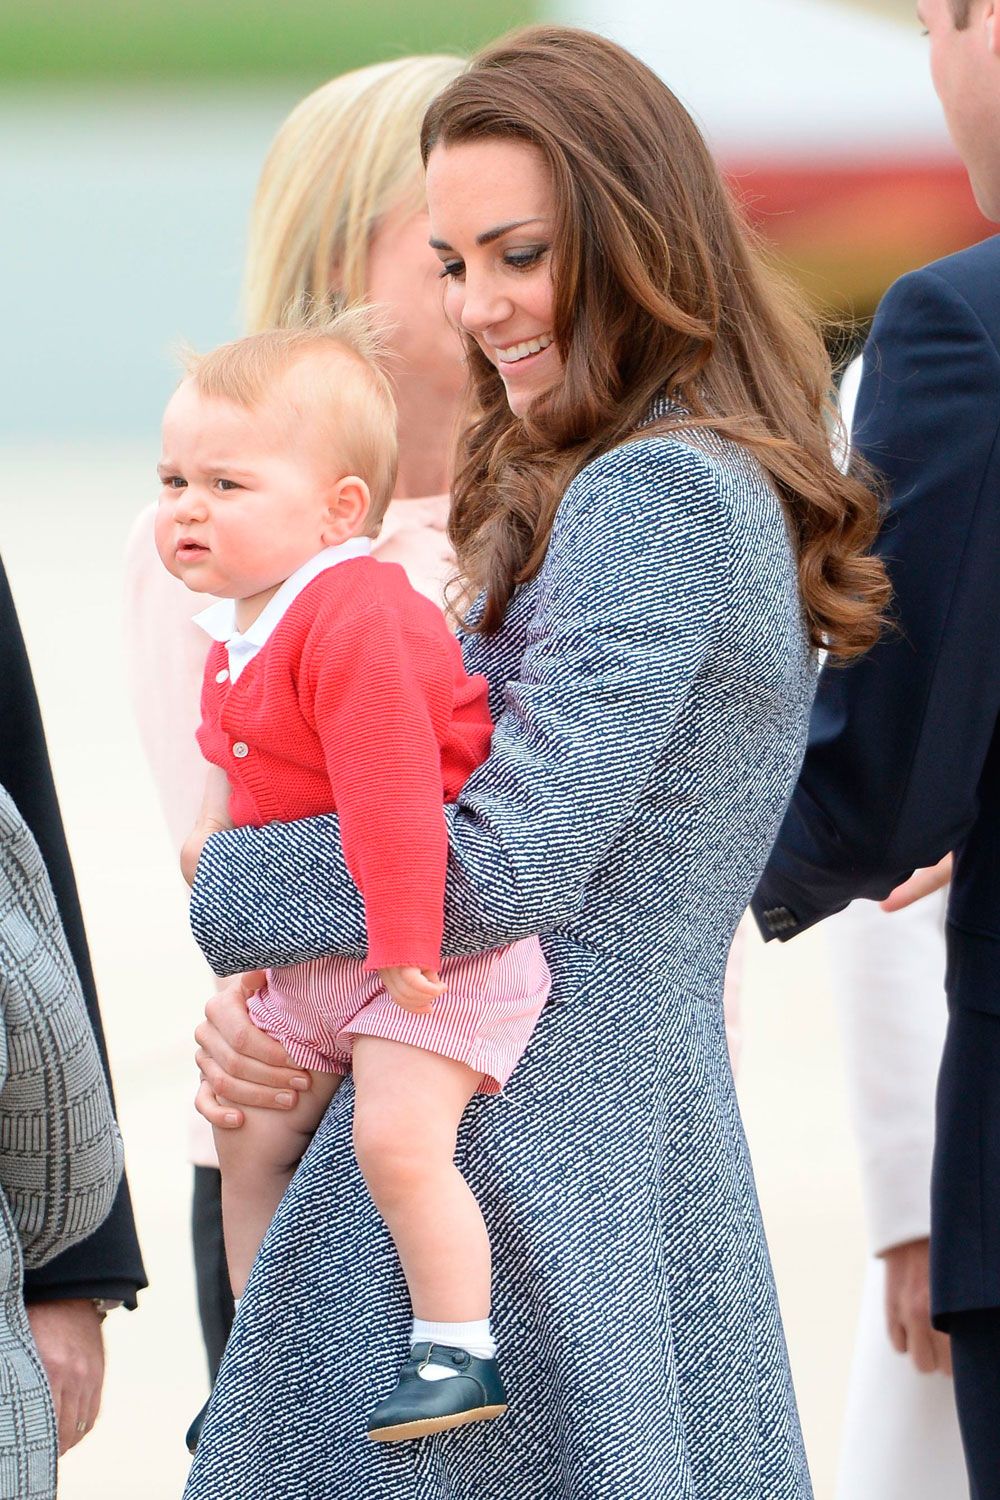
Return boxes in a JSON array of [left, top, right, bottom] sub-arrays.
[[193, 538, 372, 683]]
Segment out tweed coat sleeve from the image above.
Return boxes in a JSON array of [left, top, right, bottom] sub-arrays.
[[0, 788, 124, 1268], [190, 438, 731, 974]]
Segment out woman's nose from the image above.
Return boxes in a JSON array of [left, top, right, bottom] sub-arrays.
[[459, 274, 513, 337]]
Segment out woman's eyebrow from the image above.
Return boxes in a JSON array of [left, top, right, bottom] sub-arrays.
[[429, 217, 545, 252]]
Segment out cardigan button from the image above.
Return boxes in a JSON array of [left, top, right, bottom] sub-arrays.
[[232, 741, 249, 759], [215, 668, 230, 684]]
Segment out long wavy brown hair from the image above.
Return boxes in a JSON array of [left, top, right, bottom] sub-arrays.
[[421, 26, 889, 655]]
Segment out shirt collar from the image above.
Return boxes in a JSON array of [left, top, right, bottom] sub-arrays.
[[193, 538, 371, 675], [194, 538, 372, 645]]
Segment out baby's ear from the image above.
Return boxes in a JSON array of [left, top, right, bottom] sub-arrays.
[[321, 476, 371, 545]]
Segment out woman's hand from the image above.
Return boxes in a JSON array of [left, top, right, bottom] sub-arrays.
[[379, 965, 445, 1014], [880, 853, 953, 913], [194, 971, 312, 1127]]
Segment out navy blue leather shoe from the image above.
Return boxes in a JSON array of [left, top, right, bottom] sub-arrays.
[[186, 1399, 209, 1455], [367, 1343, 508, 1442]]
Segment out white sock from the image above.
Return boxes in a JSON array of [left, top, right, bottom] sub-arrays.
[[411, 1317, 496, 1361]]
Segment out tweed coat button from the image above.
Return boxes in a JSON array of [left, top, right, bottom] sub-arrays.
[[215, 668, 230, 684], [232, 741, 249, 759]]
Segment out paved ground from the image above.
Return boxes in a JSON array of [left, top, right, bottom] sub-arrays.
[[3, 442, 868, 1498]]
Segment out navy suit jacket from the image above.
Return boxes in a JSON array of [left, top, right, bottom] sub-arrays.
[[753, 233, 1000, 1316], [0, 558, 146, 1307]]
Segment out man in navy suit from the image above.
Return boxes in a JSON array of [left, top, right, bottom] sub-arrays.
[[753, 1, 1000, 1493]]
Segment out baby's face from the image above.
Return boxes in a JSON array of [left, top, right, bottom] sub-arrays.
[[156, 380, 354, 601]]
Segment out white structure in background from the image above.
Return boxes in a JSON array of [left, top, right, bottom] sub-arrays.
[[555, 0, 950, 159]]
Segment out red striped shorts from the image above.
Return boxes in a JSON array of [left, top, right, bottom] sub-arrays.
[[247, 937, 550, 1095]]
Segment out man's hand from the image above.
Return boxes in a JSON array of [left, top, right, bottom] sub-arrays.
[[883, 1237, 952, 1376], [379, 966, 446, 1014], [27, 1299, 105, 1455], [881, 854, 953, 913], [195, 970, 311, 1128]]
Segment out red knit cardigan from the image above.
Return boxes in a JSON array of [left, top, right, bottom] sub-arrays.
[[197, 559, 493, 971]]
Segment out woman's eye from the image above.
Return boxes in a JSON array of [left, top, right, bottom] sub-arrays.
[[438, 260, 465, 280], [505, 246, 547, 271]]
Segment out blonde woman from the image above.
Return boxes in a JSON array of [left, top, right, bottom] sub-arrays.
[[123, 53, 465, 1384]]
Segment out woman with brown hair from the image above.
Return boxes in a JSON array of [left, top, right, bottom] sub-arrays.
[[182, 26, 886, 1498]]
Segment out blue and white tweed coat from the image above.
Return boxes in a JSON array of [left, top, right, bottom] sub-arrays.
[[185, 422, 817, 1499]]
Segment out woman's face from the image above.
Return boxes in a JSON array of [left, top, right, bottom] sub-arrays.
[[364, 199, 467, 403], [425, 139, 560, 418]]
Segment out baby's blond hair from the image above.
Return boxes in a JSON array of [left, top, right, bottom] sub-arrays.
[[182, 307, 398, 526]]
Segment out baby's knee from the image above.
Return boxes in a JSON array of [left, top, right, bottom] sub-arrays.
[[353, 1109, 430, 1202], [215, 1110, 304, 1182]]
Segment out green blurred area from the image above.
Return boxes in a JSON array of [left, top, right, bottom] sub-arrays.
[[0, 0, 538, 82]]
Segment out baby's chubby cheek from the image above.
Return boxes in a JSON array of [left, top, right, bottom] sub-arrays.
[[152, 507, 181, 579]]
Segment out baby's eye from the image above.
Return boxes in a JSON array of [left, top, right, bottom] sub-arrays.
[[162, 475, 186, 489], [214, 478, 241, 491]]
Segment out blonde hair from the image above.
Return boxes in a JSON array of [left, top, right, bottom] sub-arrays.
[[244, 55, 465, 332], [183, 309, 398, 525]]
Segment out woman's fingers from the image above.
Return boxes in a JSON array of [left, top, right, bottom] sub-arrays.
[[194, 976, 311, 1111], [194, 1034, 308, 1111], [194, 1016, 303, 1086], [204, 982, 291, 1064], [202, 977, 305, 1072], [195, 1078, 243, 1129], [197, 1008, 292, 1071]]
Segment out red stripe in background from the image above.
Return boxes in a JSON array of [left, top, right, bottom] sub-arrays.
[[722, 158, 993, 314]]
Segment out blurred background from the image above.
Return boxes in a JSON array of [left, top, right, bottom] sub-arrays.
[[0, 1, 987, 1495]]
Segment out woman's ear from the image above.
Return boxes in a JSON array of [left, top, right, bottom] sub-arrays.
[[321, 476, 372, 545]]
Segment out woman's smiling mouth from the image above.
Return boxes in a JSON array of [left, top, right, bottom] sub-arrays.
[[493, 333, 554, 366]]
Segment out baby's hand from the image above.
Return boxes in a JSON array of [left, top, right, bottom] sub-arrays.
[[379, 966, 446, 1015], [183, 766, 234, 887], [180, 816, 231, 888]]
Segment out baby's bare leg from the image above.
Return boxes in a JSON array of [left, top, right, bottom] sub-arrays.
[[214, 1072, 342, 1297], [351, 1037, 488, 1319]]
